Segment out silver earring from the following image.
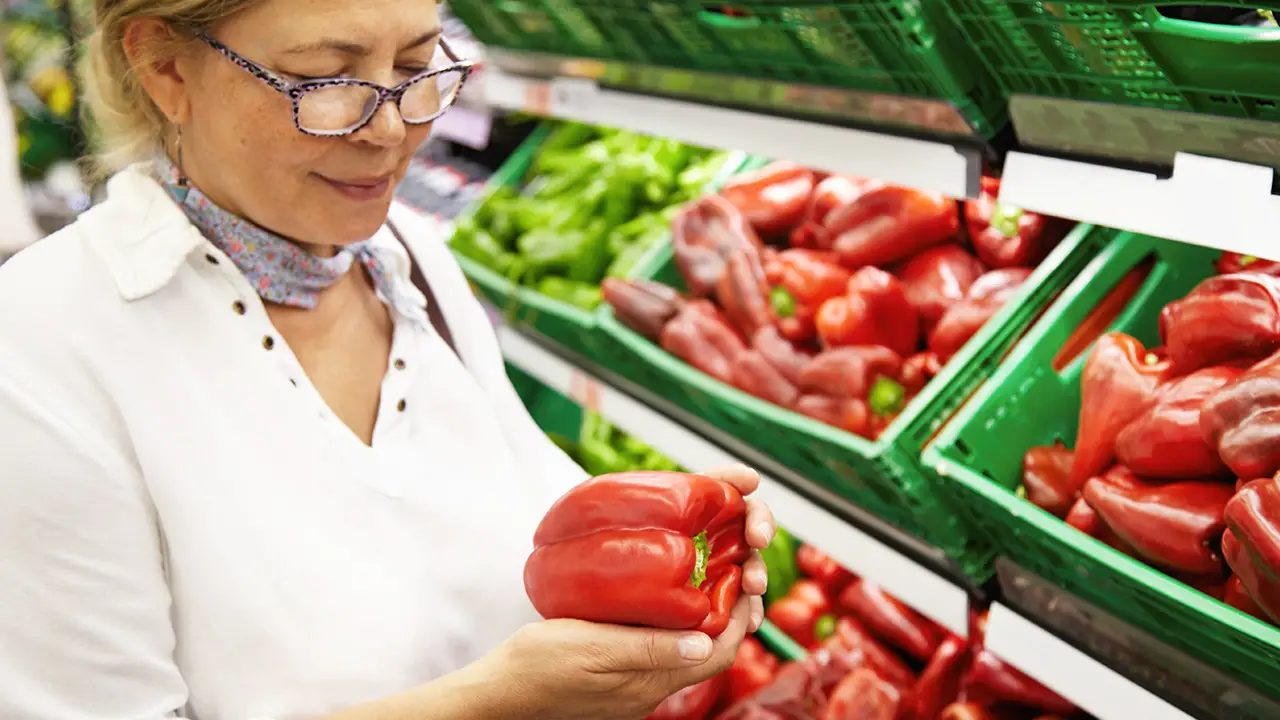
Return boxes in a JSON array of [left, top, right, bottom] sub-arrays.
[[175, 125, 189, 189]]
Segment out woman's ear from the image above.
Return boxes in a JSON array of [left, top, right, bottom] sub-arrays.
[[121, 17, 193, 125]]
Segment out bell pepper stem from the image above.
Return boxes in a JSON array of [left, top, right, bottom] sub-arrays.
[[868, 376, 907, 416], [770, 286, 797, 319], [689, 531, 710, 588], [814, 613, 837, 642], [991, 201, 1025, 238]]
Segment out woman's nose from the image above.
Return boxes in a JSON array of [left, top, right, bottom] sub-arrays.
[[354, 98, 407, 147]]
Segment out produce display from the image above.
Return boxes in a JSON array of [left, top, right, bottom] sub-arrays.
[[548, 410, 682, 476], [3, 0, 86, 180], [1019, 254, 1280, 629], [451, 121, 735, 311], [604, 163, 1070, 440]]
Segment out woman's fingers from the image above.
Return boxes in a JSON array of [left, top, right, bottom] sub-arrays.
[[744, 497, 776, 549], [703, 464, 760, 496], [749, 594, 764, 632], [741, 549, 767, 597]]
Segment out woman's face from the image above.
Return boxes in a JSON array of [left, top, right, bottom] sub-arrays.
[[176, 0, 442, 247]]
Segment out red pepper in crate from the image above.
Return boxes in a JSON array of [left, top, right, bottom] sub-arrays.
[[1081, 477, 1233, 575], [796, 544, 855, 596], [1223, 528, 1280, 624], [768, 249, 853, 344], [791, 175, 883, 248], [661, 300, 746, 386], [900, 352, 943, 395], [816, 267, 919, 356], [1114, 366, 1241, 479], [900, 636, 970, 720], [648, 673, 729, 720], [1201, 350, 1280, 480], [719, 161, 816, 239], [897, 244, 987, 332], [1217, 252, 1280, 277], [794, 395, 872, 437], [1021, 444, 1075, 518], [719, 249, 774, 338], [822, 668, 902, 720], [1068, 333, 1173, 494], [964, 176, 1059, 269], [718, 657, 828, 720], [729, 636, 781, 702], [822, 185, 960, 268], [753, 326, 812, 387], [1159, 272, 1280, 374], [524, 471, 749, 637], [602, 278, 685, 342], [960, 650, 1078, 715], [765, 579, 837, 650], [798, 346, 903, 400], [928, 268, 1032, 363], [938, 703, 1022, 720], [1224, 573, 1271, 622], [823, 616, 916, 692], [672, 194, 763, 297], [837, 578, 941, 660], [732, 349, 801, 408], [1224, 478, 1280, 622]]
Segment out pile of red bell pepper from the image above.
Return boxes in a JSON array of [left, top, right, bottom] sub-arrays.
[[649, 543, 1084, 719], [1020, 254, 1280, 629], [604, 163, 1070, 440]]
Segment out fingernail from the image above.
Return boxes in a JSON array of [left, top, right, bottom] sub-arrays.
[[751, 609, 764, 631], [678, 634, 713, 662], [754, 566, 769, 589], [756, 522, 775, 546]]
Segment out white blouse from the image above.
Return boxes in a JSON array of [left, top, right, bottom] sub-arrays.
[[0, 166, 587, 720]]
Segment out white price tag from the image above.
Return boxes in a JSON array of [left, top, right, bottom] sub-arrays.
[[549, 78, 599, 117]]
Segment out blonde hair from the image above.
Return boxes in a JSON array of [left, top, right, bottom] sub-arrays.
[[81, 0, 258, 174]]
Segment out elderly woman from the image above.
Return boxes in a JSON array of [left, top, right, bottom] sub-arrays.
[[0, 0, 775, 718]]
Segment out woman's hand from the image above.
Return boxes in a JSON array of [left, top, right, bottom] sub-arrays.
[[484, 596, 753, 720], [703, 464, 776, 633]]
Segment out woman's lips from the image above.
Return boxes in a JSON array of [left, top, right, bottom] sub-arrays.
[[319, 174, 392, 201]]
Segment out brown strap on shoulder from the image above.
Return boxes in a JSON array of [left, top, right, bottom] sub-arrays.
[[386, 219, 458, 357]]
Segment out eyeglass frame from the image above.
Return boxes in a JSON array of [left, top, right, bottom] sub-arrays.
[[196, 31, 477, 137]]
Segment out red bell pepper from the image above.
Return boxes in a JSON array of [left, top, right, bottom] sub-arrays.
[[794, 394, 872, 438], [1022, 444, 1076, 518], [928, 268, 1032, 362], [729, 636, 781, 702], [938, 703, 1022, 720], [765, 579, 837, 650], [732, 349, 801, 408], [1201, 350, 1280, 480], [752, 326, 812, 388], [1159, 272, 1280, 374], [1067, 333, 1173, 495], [821, 185, 960, 268], [661, 300, 747, 386], [1064, 467, 1143, 555], [836, 578, 941, 660], [964, 176, 1060, 269], [647, 673, 729, 720], [603, 278, 686, 342], [718, 248, 774, 339], [767, 249, 852, 345], [717, 657, 828, 720], [524, 471, 749, 637], [1224, 478, 1280, 623], [1217, 252, 1280, 277], [960, 650, 1077, 715], [822, 616, 916, 692], [719, 161, 816, 240], [900, 636, 970, 720], [900, 351, 943, 395], [1113, 366, 1241, 479], [1082, 477, 1233, 574], [791, 175, 882, 248], [672, 194, 763, 297], [797, 346, 903, 400], [796, 544, 855, 596], [897, 244, 987, 332], [816, 267, 919, 356], [1224, 573, 1271, 622], [822, 668, 902, 720], [1223, 528, 1280, 625]]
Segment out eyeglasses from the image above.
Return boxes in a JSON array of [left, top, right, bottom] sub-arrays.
[[197, 32, 476, 137]]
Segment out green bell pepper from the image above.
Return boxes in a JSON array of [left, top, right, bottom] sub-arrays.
[[760, 526, 800, 605]]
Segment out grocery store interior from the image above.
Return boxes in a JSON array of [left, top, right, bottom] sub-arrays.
[[4, 1, 1280, 719]]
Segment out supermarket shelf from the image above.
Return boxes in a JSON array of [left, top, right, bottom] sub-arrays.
[[482, 66, 983, 200], [1001, 151, 1280, 261], [494, 322, 973, 638], [986, 603, 1195, 720]]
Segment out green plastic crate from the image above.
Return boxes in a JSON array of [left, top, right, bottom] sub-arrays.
[[449, 0, 1006, 139], [597, 216, 1113, 572], [924, 232, 1280, 700], [451, 124, 747, 358], [945, 0, 1280, 122]]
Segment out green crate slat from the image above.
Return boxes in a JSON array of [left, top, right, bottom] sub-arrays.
[[450, 123, 749, 359], [924, 232, 1280, 702], [597, 204, 1111, 572], [945, 0, 1280, 122], [450, 0, 1006, 139]]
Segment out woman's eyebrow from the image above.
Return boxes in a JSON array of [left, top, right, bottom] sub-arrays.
[[281, 28, 442, 56]]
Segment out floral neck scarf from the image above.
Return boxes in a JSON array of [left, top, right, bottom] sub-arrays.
[[154, 155, 428, 329]]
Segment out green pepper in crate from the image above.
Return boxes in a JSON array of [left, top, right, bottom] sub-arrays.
[[536, 277, 603, 311], [760, 526, 799, 605], [451, 220, 514, 275], [578, 412, 629, 476]]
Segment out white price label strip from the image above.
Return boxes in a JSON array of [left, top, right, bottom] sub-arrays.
[[496, 323, 970, 637]]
